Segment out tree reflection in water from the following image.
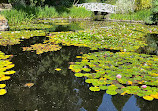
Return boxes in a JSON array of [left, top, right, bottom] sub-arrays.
[[0, 39, 104, 111]]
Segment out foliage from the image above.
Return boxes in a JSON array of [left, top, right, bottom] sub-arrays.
[[65, 6, 92, 18], [0, 14, 6, 20], [69, 51, 158, 101], [145, 0, 158, 25], [115, 0, 135, 13], [103, 0, 117, 5], [37, 5, 59, 18], [0, 8, 35, 25], [38, 20, 158, 101], [110, 9, 151, 21], [46, 22, 158, 52], [0, 51, 15, 95], [8, 0, 74, 7], [135, 0, 152, 10], [9, 22, 54, 31], [8, 0, 45, 6], [0, 30, 45, 46], [0, 5, 92, 24], [0, 18, 158, 100], [23, 43, 61, 54]]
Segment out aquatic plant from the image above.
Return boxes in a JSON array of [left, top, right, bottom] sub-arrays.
[[46, 22, 158, 52], [23, 43, 62, 54], [0, 51, 15, 95], [69, 51, 158, 101], [10, 23, 54, 31], [0, 30, 45, 46]]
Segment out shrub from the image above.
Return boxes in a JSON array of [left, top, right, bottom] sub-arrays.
[[135, 0, 152, 11], [0, 9, 34, 25], [145, 0, 158, 24], [115, 0, 135, 14], [68, 6, 92, 18]]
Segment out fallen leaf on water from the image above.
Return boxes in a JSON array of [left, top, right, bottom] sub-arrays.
[[24, 83, 34, 88], [0, 84, 6, 88], [55, 68, 61, 71], [0, 89, 7, 95]]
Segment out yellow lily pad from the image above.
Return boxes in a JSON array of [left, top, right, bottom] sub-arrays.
[[0, 89, 7, 95], [55, 68, 61, 71], [143, 95, 154, 101], [0, 84, 6, 88]]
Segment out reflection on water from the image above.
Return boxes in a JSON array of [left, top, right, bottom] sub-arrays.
[[137, 34, 158, 55], [0, 37, 104, 111], [0, 20, 158, 111], [122, 96, 140, 111], [98, 93, 118, 111]]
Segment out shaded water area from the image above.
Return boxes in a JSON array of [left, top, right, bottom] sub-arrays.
[[0, 20, 158, 111]]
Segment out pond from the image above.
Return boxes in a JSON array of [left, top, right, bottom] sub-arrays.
[[0, 19, 158, 111]]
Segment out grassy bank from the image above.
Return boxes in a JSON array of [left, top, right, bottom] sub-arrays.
[[0, 5, 92, 25], [109, 9, 151, 21]]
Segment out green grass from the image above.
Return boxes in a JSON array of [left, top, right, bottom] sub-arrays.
[[66, 7, 92, 18], [0, 9, 35, 25], [0, 5, 92, 25], [110, 9, 152, 21]]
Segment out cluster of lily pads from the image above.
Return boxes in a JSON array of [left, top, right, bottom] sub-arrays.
[[46, 22, 158, 52], [42, 21, 158, 101], [0, 30, 45, 46], [0, 51, 15, 95], [0, 19, 158, 100], [23, 43, 61, 54], [69, 51, 158, 101], [10, 23, 53, 31]]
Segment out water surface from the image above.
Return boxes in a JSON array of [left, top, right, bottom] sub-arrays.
[[0, 20, 158, 111]]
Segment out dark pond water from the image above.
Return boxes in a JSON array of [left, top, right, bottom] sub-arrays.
[[0, 20, 158, 111]]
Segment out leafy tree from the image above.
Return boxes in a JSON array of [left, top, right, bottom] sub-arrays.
[[115, 0, 135, 13], [145, 0, 158, 24], [135, 0, 152, 10]]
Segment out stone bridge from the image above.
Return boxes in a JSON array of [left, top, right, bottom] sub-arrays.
[[76, 3, 117, 13]]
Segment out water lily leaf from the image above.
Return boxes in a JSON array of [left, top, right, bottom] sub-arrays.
[[75, 73, 84, 77], [0, 89, 7, 95], [0, 76, 11, 81], [82, 68, 91, 72], [143, 95, 154, 101], [150, 93, 158, 99], [5, 71, 16, 75], [89, 86, 100, 91], [55, 68, 61, 71], [0, 84, 6, 88], [106, 89, 117, 95], [99, 86, 108, 90]]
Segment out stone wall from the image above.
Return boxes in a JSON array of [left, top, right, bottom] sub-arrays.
[[0, 18, 9, 31], [0, 3, 11, 31], [0, 3, 12, 9]]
